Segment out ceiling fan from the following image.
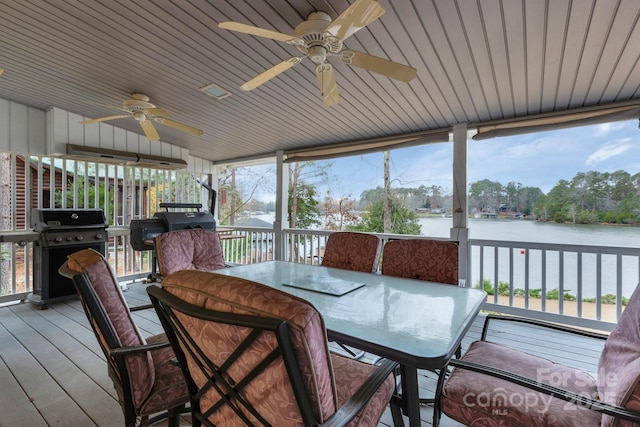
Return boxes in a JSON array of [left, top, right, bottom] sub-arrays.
[[80, 93, 204, 141], [218, 0, 417, 106]]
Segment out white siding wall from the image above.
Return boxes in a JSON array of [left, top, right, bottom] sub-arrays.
[[0, 99, 213, 175], [0, 98, 46, 153], [46, 107, 213, 175]]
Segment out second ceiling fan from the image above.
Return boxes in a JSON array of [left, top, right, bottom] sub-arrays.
[[219, 0, 417, 106], [80, 93, 203, 141]]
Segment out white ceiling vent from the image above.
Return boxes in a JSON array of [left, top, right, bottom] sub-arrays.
[[200, 82, 231, 99]]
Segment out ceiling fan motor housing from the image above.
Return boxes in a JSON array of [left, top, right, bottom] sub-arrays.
[[294, 11, 342, 61], [123, 94, 156, 113]]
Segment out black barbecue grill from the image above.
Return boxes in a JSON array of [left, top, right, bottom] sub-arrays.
[[28, 208, 108, 308], [130, 183, 217, 252], [130, 204, 216, 251]]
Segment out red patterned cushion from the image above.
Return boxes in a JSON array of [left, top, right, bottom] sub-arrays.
[[598, 283, 640, 427], [382, 239, 458, 285], [321, 232, 382, 273], [162, 269, 336, 424], [442, 340, 601, 427], [331, 353, 396, 427], [155, 229, 225, 276], [66, 249, 155, 410], [161, 269, 394, 426]]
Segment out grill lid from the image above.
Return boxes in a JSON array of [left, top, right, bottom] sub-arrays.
[[31, 209, 108, 231]]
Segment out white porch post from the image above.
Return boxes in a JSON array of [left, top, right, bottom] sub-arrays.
[[451, 123, 470, 286], [273, 150, 289, 260]]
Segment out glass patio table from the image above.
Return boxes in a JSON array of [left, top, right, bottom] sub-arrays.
[[214, 260, 486, 427]]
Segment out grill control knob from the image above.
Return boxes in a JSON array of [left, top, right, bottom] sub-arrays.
[[76, 235, 84, 241], [95, 233, 104, 240], [66, 236, 73, 242], [55, 236, 63, 243]]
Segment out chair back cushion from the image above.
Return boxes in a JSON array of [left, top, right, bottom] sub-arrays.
[[155, 229, 225, 276], [66, 248, 155, 410], [598, 283, 640, 427], [161, 270, 338, 425], [382, 239, 459, 285], [321, 232, 382, 273]]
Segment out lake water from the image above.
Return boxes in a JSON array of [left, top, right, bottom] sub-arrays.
[[419, 217, 640, 247], [419, 217, 640, 298]]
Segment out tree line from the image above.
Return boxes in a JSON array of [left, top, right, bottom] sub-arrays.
[[219, 163, 640, 234], [534, 170, 640, 224], [318, 169, 640, 229], [461, 170, 640, 224]]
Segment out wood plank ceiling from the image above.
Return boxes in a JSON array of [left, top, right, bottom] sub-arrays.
[[0, 0, 638, 163]]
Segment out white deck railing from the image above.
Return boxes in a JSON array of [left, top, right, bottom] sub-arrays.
[[2, 226, 638, 332], [220, 227, 639, 331]]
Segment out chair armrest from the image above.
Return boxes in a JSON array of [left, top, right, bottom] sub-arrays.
[[448, 358, 640, 423], [320, 358, 398, 427], [129, 303, 153, 312], [108, 340, 171, 358], [481, 314, 609, 341]]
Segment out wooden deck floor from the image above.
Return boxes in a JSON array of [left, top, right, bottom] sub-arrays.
[[0, 281, 605, 427]]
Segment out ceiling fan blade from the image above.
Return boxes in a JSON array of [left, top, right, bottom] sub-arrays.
[[218, 21, 304, 45], [80, 114, 129, 124], [340, 50, 417, 82], [240, 57, 303, 91], [139, 120, 160, 141], [316, 64, 340, 107], [144, 107, 170, 117], [154, 117, 204, 136], [324, 0, 385, 41]]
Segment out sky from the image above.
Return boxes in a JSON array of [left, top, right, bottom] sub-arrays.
[[240, 118, 640, 202], [317, 118, 640, 198]]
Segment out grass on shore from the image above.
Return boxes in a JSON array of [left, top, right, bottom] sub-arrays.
[[475, 279, 629, 306]]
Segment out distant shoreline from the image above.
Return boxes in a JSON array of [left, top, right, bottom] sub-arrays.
[[415, 213, 640, 227]]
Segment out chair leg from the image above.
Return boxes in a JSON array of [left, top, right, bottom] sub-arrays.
[[432, 368, 448, 427], [390, 401, 404, 427], [167, 405, 185, 427]]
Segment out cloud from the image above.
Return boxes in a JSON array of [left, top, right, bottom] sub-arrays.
[[596, 122, 626, 136], [585, 140, 632, 166]]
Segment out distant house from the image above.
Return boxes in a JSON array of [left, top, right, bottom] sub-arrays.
[[9, 156, 149, 229], [234, 217, 273, 228], [11, 156, 66, 229]]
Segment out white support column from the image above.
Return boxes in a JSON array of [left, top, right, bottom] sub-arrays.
[[451, 123, 470, 286], [273, 150, 289, 260]]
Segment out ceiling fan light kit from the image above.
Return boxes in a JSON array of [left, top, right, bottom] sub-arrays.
[[218, 0, 417, 106], [80, 93, 203, 140]]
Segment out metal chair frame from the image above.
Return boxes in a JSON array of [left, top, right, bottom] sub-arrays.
[[59, 262, 186, 427], [434, 314, 640, 426], [148, 285, 398, 427]]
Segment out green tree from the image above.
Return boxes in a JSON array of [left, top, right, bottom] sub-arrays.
[[469, 179, 504, 213], [350, 196, 421, 235], [288, 161, 331, 228], [288, 181, 320, 228]]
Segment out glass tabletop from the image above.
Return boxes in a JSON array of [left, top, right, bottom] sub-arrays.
[[214, 260, 486, 368]]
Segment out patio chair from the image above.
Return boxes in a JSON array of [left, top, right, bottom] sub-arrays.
[[435, 283, 640, 427], [148, 269, 399, 427], [321, 231, 382, 273], [58, 248, 189, 427], [154, 228, 226, 277], [380, 239, 460, 408], [321, 231, 382, 359], [381, 238, 459, 285]]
